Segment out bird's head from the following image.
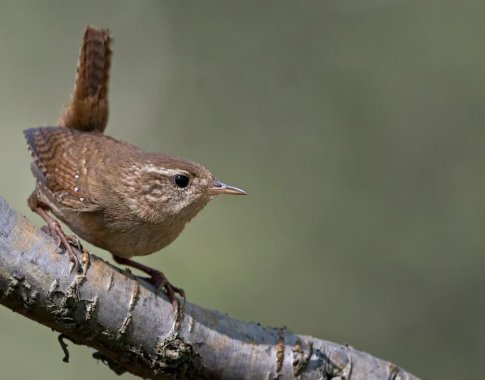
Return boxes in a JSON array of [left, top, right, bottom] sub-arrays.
[[121, 154, 246, 225]]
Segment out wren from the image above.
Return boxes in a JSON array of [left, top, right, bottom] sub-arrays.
[[24, 26, 246, 305]]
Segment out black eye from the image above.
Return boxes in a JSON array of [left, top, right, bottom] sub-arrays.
[[174, 174, 190, 188]]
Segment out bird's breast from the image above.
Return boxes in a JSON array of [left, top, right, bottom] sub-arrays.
[[58, 208, 186, 258]]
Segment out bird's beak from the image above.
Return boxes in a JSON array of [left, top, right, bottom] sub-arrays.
[[209, 180, 247, 196]]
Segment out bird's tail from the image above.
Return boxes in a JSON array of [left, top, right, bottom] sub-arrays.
[[58, 26, 112, 133]]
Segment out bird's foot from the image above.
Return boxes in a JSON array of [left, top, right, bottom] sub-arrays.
[[148, 270, 186, 310], [112, 256, 185, 310], [39, 217, 81, 273], [65, 235, 84, 252]]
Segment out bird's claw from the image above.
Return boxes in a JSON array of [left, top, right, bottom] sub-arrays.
[[112, 256, 185, 311], [41, 221, 82, 273], [151, 272, 186, 310]]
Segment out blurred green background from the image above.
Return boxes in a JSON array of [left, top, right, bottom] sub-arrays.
[[0, 1, 483, 379]]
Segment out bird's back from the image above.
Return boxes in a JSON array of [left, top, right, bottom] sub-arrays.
[[25, 127, 140, 210]]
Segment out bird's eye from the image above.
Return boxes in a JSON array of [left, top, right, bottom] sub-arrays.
[[173, 174, 190, 188]]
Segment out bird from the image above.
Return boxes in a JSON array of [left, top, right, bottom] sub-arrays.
[[24, 26, 246, 306]]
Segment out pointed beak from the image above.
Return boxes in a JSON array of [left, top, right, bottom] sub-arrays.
[[209, 180, 247, 196]]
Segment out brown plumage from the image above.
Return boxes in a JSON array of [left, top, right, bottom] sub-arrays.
[[25, 126, 245, 303], [58, 26, 112, 132], [25, 26, 246, 306]]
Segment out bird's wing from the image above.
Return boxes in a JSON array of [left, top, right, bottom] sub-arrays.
[[24, 126, 102, 212]]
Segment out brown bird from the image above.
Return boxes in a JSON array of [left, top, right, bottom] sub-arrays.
[[25, 26, 246, 305]]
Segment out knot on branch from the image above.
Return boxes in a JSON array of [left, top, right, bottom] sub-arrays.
[[315, 345, 353, 379], [3, 274, 40, 311], [152, 336, 197, 377]]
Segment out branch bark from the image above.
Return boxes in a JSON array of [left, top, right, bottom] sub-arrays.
[[0, 195, 419, 379]]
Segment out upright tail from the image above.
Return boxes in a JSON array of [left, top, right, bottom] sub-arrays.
[[58, 26, 112, 133]]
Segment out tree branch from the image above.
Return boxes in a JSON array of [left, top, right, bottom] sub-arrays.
[[0, 195, 419, 379]]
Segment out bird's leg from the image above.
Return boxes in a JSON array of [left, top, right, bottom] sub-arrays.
[[112, 255, 185, 308], [35, 207, 81, 273]]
